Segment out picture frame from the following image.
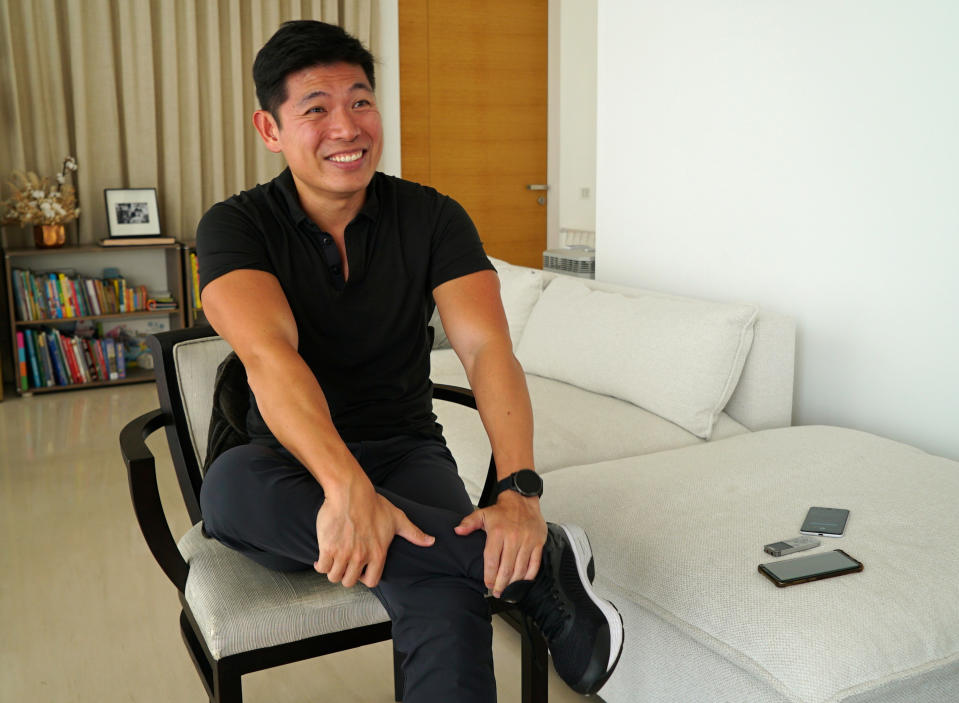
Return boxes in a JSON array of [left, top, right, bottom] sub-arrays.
[[103, 188, 162, 237]]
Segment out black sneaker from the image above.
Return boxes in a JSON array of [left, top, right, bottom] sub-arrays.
[[517, 523, 624, 695]]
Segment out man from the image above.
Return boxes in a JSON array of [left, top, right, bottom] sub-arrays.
[[197, 20, 622, 702]]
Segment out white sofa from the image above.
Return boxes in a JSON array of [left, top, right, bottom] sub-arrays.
[[430, 259, 959, 703]]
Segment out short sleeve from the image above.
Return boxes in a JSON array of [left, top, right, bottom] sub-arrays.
[[196, 202, 277, 294], [428, 196, 495, 291]]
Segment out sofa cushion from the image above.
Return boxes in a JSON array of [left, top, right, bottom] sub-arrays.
[[430, 349, 749, 503], [541, 426, 959, 703], [429, 256, 544, 350], [488, 256, 544, 346], [515, 276, 758, 438]]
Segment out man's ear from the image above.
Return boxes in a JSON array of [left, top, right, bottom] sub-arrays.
[[252, 110, 283, 153]]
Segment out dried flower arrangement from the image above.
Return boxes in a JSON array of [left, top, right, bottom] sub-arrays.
[[1, 157, 80, 226]]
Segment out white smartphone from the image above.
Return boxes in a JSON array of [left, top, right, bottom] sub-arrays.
[[800, 507, 849, 537]]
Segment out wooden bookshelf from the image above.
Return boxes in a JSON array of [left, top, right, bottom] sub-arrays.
[[3, 243, 185, 395]]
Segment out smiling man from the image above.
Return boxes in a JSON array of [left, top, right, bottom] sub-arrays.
[[195, 20, 622, 702]]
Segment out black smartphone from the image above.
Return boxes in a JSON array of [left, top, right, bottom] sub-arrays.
[[800, 506, 850, 537], [759, 549, 863, 587]]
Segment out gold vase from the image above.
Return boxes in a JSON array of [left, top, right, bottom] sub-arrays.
[[34, 223, 66, 248]]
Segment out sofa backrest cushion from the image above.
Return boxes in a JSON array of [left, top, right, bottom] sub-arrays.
[[430, 256, 544, 350], [515, 275, 758, 439]]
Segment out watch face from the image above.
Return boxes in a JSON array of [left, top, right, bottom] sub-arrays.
[[514, 469, 542, 496]]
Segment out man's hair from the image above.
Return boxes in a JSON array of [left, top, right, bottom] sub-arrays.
[[253, 20, 376, 121]]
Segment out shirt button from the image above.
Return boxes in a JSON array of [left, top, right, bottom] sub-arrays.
[[331, 265, 341, 274]]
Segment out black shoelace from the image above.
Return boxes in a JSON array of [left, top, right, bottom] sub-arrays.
[[522, 535, 573, 641]]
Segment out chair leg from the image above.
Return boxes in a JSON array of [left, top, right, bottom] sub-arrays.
[[212, 659, 243, 703], [180, 611, 242, 703], [518, 614, 549, 703], [181, 611, 217, 701], [393, 646, 406, 701]]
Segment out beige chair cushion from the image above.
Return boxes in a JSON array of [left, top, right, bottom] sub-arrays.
[[178, 524, 389, 659], [173, 336, 233, 470]]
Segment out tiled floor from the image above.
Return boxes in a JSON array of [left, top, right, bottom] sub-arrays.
[[0, 383, 589, 702]]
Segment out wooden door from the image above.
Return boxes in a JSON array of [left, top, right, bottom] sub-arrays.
[[399, 0, 548, 268]]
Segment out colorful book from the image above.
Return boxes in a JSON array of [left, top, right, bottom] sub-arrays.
[[91, 280, 105, 313], [43, 332, 68, 386], [16, 331, 28, 391], [69, 336, 90, 383], [23, 330, 41, 389], [57, 273, 74, 317], [191, 251, 202, 310], [28, 273, 45, 319], [63, 334, 80, 383], [57, 330, 83, 383], [104, 338, 119, 380], [11, 270, 29, 321], [45, 275, 62, 318], [115, 340, 126, 379], [84, 279, 101, 315], [54, 330, 79, 384], [10, 269, 170, 319], [41, 276, 51, 318], [69, 278, 87, 317], [49, 274, 66, 318], [25, 329, 47, 388], [70, 335, 89, 383], [50, 330, 69, 383], [80, 339, 99, 382], [104, 283, 119, 314], [36, 331, 55, 387], [92, 339, 109, 381]]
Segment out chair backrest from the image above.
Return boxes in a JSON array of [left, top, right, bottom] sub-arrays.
[[148, 326, 233, 524]]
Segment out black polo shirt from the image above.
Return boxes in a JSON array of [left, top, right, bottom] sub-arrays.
[[196, 168, 494, 444]]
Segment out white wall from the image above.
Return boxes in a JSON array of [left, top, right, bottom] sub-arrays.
[[596, 1, 959, 459], [373, 0, 401, 177], [548, 1, 599, 250], [555, 1, 597, 238]]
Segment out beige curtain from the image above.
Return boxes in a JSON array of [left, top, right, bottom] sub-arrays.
[[0, 0, 374, 247]]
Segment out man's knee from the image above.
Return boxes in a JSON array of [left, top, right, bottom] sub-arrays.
[[200, 444, 319, 539], [201, 444, 274, 528]]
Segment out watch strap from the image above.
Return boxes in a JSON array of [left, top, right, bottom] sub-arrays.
[[495, 469, 543, 498]]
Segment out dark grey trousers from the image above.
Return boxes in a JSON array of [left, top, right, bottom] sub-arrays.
[[199, 435, 495, 703]]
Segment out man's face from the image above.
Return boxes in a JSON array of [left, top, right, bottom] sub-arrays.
[[262, 62, 383, 204]]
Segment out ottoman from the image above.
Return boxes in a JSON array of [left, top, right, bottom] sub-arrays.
[[542, 426, 959, 702]]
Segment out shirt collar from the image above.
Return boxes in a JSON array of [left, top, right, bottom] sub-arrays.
[[276, 168, 380, 230]]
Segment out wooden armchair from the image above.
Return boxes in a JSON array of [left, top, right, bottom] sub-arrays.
[[119, 325, 548, 702]]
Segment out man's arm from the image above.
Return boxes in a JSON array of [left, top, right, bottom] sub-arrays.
[[435, 269, 547, 598], [201, 269, 434, 588]]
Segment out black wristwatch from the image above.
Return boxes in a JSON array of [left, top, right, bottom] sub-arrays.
[[495, 469, 543, 498]]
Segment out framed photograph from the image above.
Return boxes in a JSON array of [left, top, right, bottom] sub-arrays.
[[104, 188, 162, 237]]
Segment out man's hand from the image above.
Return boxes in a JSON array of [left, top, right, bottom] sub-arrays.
[[315, 477, 435, 589], [454, 491, 548, 598]]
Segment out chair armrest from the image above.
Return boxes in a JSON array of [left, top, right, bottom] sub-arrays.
[[119, 409, 189, 592], [432, 383, 498, 508], [432, 383, 477, 409]]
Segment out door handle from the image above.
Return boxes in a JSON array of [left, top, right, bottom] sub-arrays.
[[526, 184, 550, 191]]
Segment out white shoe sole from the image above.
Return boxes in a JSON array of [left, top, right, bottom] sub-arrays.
[[557, 523, 625, 678]]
